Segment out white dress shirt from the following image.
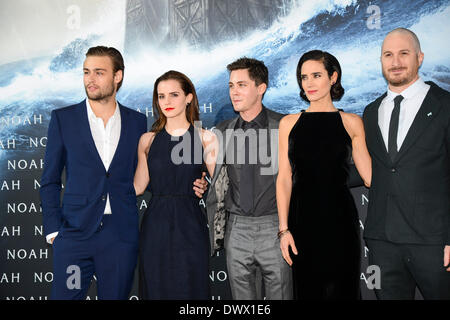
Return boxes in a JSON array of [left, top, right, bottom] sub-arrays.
[[378, 77, 430, 151], [46, 99, 121, 243]]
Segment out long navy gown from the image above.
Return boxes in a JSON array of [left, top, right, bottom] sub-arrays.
[[288, 110, 361, 300], [138, 124, 210, 299]]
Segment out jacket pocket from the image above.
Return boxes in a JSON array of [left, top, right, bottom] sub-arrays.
[[414, 193, 447, 236], [120, 193, 137, 205], [63, 194, 88, 206]]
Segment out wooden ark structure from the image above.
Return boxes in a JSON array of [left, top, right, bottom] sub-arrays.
[[125, 0, 295, 51]]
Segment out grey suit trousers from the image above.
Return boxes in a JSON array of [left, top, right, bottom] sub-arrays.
[[224, 213, 293, 300]]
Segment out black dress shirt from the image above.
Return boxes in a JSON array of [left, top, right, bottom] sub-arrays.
[[225, 107, 278, 217]]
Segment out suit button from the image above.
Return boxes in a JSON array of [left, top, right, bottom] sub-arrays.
[[391, 168, 396, 173], [106, 172, 110, 178]]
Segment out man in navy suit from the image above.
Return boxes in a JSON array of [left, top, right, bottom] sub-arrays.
[[40, 46, 207, 300], [40, 46, 146, 300]]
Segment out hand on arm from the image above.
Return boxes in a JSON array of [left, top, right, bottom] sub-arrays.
[[193, 172, 208, 198]]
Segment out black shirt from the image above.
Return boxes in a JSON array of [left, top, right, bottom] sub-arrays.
[[225, 107, 278, 217]]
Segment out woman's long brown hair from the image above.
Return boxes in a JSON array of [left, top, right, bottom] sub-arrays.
[[150, 70, 200, 133]]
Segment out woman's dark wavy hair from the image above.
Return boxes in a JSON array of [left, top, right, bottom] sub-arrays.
[[296, 50, 345, 102]]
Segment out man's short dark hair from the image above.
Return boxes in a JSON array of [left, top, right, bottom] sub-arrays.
[[86, 46, 125, 91], [226, 57, 269, 88]]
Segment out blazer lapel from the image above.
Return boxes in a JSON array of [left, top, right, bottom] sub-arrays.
[[109, 103, 129, 171], [78, 101, 106, 172], [395, 87, 442, 163], [368, 93, 391, 164]]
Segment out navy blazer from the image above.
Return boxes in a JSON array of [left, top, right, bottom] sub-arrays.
[[40, 100, 147, 243]]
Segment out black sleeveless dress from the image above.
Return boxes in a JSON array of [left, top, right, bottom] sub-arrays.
[[288, 110, 361, 300], [138, 124, 210, 299]]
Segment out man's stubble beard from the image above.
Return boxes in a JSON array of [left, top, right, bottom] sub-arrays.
[[85, 81, 116, 102]]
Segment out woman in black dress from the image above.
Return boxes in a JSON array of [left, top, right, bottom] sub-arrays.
[[134, 70, 216, 299], [276, 50, 372, 299]]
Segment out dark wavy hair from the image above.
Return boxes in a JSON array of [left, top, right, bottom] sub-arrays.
[[296, 50, 344, 102], [150, 70, 200, 133]]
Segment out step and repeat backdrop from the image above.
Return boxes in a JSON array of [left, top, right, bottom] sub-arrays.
[[1, 0, 449, 300]]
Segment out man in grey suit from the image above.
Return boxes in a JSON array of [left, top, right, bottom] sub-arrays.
[[363, 28, 450, 299], [206, 57, 292, 300]]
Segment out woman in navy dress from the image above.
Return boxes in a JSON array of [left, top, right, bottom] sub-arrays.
[[276, 51, 372, 299], [134, 70, 217, 299]]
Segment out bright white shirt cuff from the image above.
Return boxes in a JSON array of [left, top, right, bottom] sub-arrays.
[[46, 232, 58, 244]]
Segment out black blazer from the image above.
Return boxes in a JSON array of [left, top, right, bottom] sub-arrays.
[[363, 81, 450, 245]]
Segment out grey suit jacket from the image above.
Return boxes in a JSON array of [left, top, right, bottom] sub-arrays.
[[206, 107, 284, 256]]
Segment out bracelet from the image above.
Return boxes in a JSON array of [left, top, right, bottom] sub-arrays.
[[277, 229, 290, 239]]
